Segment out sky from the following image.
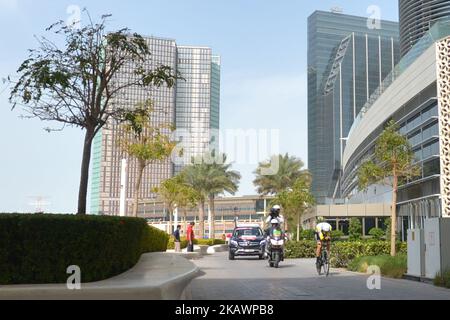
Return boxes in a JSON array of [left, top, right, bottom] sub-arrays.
[[0, 0, 399, 213]]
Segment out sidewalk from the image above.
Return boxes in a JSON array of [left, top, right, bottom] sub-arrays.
[[0, 253, 200, 300]]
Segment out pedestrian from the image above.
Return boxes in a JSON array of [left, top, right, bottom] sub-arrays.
[[187, 222, 195, 252], [173, 225, 182, 253]]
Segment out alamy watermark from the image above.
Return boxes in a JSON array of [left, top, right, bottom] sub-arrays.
[[366, 265, 382, 290], [66, 265, 81, 290], [367, 5, 382, 30], [66, 4, 81, 30], [171, 128, 281, 175]]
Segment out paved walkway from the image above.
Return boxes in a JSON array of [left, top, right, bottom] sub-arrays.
[[188, 252, 450, 300]]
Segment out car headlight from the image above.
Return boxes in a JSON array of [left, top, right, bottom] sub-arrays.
[[230, 240, 238, 246]]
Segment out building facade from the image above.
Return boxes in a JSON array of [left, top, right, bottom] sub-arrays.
[[308, 10, 399, 204], [341, 21, 450, 235], [90, 37, 220, 216], [139, 196, 273, 238], [302, 203, 392, 236], [174, 47, 220, 173], [399, 0, 450, 57]]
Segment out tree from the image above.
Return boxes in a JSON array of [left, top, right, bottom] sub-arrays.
[[349, 218, 362, 241], [182, 153, 241, 239], [271, 178, 315, 239], [153, 174, 199, 234], [254, 154, 311, 196], [8, 11, 179, 214], [358, 120, 420, 255], [175, 181, 200, 235], [205, 155, 241, 239], [119, 101, 178, 217]]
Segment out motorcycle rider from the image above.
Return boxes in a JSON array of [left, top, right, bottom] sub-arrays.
[[265, 205, 285, 225], [265, 219, 286, 261]]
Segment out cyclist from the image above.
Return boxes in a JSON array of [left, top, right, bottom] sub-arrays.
[[315, 219, 332, 268]]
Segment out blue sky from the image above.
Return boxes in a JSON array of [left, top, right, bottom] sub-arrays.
[[0, 0, 399, 213]]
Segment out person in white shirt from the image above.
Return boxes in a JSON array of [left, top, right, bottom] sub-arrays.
[[265, 205, 285, 225]]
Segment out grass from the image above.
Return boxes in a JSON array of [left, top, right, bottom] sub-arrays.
[[434, 270, 450, 288], [348, 255, 407, 279]]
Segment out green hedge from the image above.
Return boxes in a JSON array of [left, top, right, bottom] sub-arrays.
[[195, 239, 226, 246], [0, 214, 169, 285], [298, 229, 346, 241], [285, 240, 407, 268], [167, 237, 189, 250], [348, 255, 407, 279], [331, 241, 407, 268], [167, 237, 226, 250]]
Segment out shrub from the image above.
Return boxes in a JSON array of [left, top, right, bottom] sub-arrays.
[[194, 239, 226, 246], [349, 218, 362, 241], [369, 228, 385, 240], [285, 239, 407, 268], [332, 230, 345, 240], [331, 241, 407, 268], [348, 255, 407, 279], [434, 269, 450, 288], [167, 237, 189, 250], [0, 214, 169, 285], [166, 237, 225, 250], [285, 241, 316, 259], [299, 229, 316, 241]]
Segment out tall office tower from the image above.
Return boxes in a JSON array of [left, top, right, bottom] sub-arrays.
[[174, 47, 221, 173], [90, 37, 220, 216], [307, 10, 399, 204], [400, 0, 450, 57]]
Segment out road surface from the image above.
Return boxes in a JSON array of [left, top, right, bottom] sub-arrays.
[[188, 252, 450, 300]]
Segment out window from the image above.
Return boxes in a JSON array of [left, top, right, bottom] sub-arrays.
[[233, 228, 263, 237], [423, 158, 440, 177]]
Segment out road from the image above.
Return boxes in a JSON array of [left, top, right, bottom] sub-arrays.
[[188, 252, 450, 300]]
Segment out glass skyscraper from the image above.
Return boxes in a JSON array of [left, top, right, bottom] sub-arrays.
[[399, 0, 450, 57], [307, 10, 400, 204], [174, 47, 221, 173], [90, 37, 220, 216]]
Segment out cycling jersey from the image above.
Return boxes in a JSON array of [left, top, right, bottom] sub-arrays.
[[315, 222, 332, 241]]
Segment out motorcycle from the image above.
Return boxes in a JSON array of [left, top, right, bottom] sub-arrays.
[[267, 230, 285, 268]]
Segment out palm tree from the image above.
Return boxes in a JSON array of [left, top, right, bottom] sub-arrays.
[[182, 154, 241, 239], [207, 159, 241, 239], [154, 174, 199, 235], [254, 154, 311, 195]]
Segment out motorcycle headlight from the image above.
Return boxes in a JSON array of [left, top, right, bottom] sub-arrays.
[[230, 240, 238, 246], [260, 240, 267, 245]]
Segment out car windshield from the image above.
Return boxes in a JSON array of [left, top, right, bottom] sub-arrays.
[[234, 228, 262, 237]]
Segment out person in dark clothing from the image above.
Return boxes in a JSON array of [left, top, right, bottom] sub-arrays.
[[173, 225, 182, 253]]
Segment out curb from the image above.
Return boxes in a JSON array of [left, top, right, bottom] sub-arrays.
[[0, 253, 200, 300]]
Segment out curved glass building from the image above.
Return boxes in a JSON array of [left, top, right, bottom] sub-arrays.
[[342, 21, 450, 232], [400, 0, 450, 57]]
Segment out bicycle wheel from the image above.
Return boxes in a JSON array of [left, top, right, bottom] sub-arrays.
[[322, 251, 330, 276]]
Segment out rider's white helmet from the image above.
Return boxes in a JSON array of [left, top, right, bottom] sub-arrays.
[[272, 205, 281, 210], [321, 223, 332, 232]]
